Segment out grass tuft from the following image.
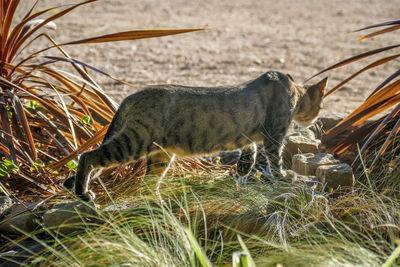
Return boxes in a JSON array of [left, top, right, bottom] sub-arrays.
[[2, 166, 398, 266]]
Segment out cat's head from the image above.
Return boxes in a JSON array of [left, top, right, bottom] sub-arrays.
[[293, 77, 327, 127]]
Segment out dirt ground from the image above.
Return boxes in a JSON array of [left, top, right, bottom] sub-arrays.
[[24, 0, 400, 114]]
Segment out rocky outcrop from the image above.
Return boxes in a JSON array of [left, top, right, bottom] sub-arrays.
[[316, 163, 355, 191], [292, 153, 340, 176], [282, 134, 321, 168], [0, 196, 13, 216], [42, 201, 98, 234], [0, 201, 46, 235]]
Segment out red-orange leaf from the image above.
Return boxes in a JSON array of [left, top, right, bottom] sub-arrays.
[[9, 0, 98, 62], [48, 125, 109, 171], [352, 103, 400, 163], [333, 80, 400, 129], [368, 69, 400, 99], [61, 28, 204, 45], [324, 54, 400, 98], [304, 44, 400, 83], [354, 20, 400, 32], [326, 93, 400, 138], [359, 25, 400, 41], [6, 90, 37, 161], [369, 116, 400, 168], [1, 0, 19, 53]]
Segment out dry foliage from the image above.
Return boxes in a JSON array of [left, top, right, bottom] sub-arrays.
[[0, 0, 202, 199], [308, 20, 400, 171]]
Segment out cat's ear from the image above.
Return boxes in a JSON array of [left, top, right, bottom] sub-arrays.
[[315, 77, 328, 95]]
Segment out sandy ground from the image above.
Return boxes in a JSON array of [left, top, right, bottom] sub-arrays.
[[22, 0, 400, 114]]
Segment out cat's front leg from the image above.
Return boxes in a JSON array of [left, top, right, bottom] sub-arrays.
[[146, 151, 173, 175], [262, 136, 283, 178], [236, 142, 257, 177], [261, 123, 290, 179]]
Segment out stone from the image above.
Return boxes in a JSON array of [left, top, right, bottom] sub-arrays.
[[291, 173, 319, 189], [316, 163, 355, 191], [102, 203, 139, 214], [0, 196, 13, 217], [43, 201, 98, 234], [0, 202, 46, 235], [282, 135, 321, 168], [287, 122, 316, 139], [102, 203, 163, 219], [292, 153, 340, 176], [216, 149, 241, 165], [316, 111, 347, 131]]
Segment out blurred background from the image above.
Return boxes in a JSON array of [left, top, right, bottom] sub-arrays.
[[23, 0, 400, 112]]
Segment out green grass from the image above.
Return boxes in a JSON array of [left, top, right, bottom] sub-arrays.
[[1, 171, 399, 266]]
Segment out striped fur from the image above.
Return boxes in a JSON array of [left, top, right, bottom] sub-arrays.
[[66, 71, 327, 200]]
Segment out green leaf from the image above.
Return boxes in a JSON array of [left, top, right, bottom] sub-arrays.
[[30, 159, 44, 171], [27, 100, 40, 110], [383, 239, 400, 267], [67, 160, 77, 171], [4, 105, 12, 118], [185, 228, 212, 267], [235, 235, 256, 267], [35, 142, 43, 148], [81, 115, 93, 125], [213, 156, 221, 165], [0, 159, 18, 176], [232, 251, 250, 267]]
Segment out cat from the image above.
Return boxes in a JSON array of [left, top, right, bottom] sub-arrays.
[[64, 71, 327, 201]]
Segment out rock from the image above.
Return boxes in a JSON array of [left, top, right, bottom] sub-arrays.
[[0, 196, 13, 217], [0, 238, 46, 265], [102, 203, 163, 219], [282, 135, 321, 168], [102, 203, 139, 214], [287, 122, 316, 139], [216, 149, 241, 165], [306, 111, 348, 139], [317, 111, 347, 131], [0, 202, 46, 235], [292, 174, 319, 189], [43, 201, 98, 234], [316, 163, 355, 191], [292, 153, 340, 176]]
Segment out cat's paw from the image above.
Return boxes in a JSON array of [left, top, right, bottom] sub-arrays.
[[63, 176, 75, 189], [76, 191, 95, 202], [257, 166, 274, 180], [76, 194, 90, 202], [236, 161, 253, 177], [230, 167, 249, 187], [281, 169, 297, 180], [236, 175, 249, 187]]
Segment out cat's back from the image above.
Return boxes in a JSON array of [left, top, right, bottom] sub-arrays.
[[143, 83, 243, 97], [143, 71, 290, 95], [120, 70, 292, 114]]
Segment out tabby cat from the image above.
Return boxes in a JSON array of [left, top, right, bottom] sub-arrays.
[[64, 71, 327, 200]]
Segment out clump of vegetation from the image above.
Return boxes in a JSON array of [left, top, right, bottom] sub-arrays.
[[307, 20, 400, 186], [0, 0, 201, 200], [1, 174, 399, 266]]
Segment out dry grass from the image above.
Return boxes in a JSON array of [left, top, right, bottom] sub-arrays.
[[1, 165, 399, 266]]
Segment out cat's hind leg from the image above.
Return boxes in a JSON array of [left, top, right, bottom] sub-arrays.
[[236, 142, 257, 185], [69, 130, 148, 200], [146, 150, 175, 175]]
